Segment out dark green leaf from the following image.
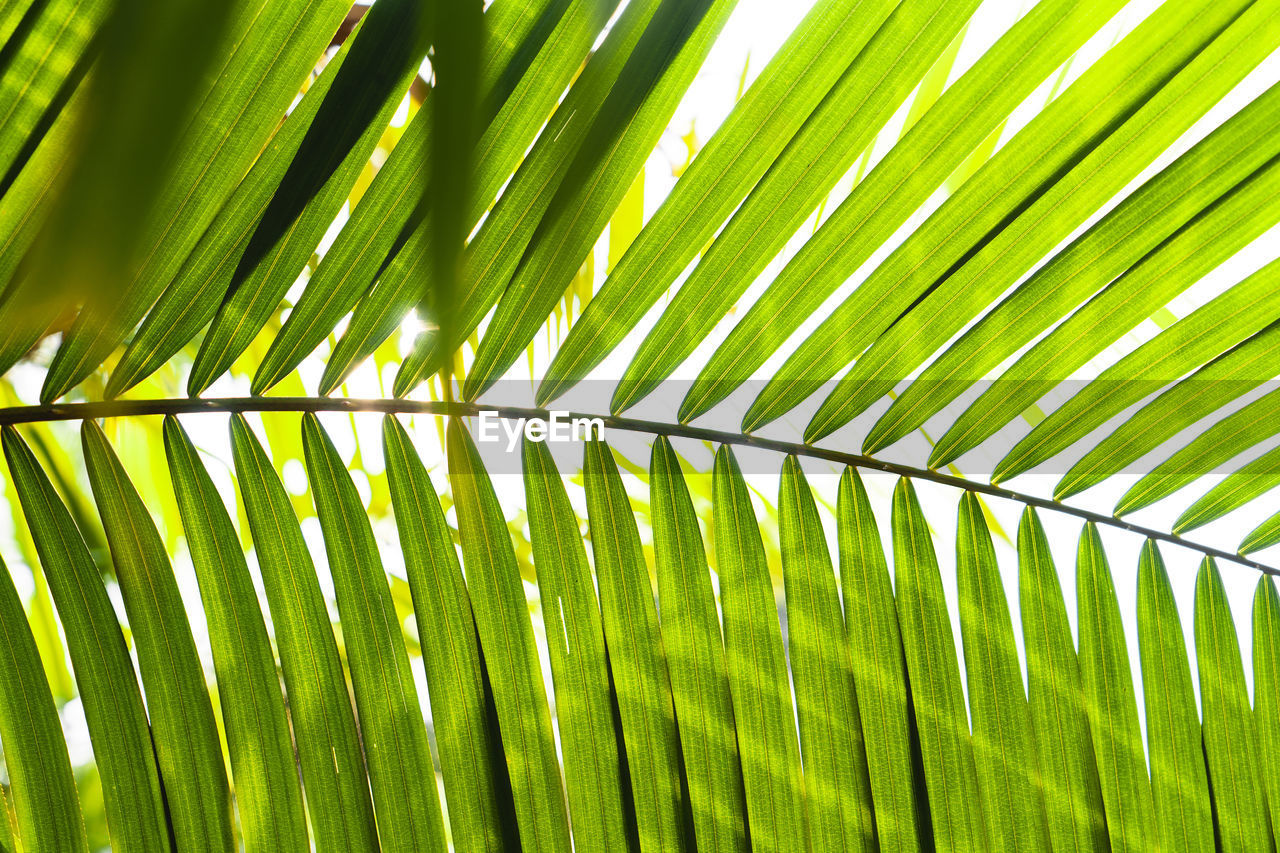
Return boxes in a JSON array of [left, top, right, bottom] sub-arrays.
[[38, 0, 352, 402], [463, 0, 738, 400], [393, 0, 666, 395]]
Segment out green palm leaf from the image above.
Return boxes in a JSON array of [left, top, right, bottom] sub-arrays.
[[584, 437, 687, 852], [1076, 524, 1156, 853], [1195, 557, 1269, 852], [2, 426, 169, 852], [892, 479, 985, 850], [956, 493, 1049, 851], [838, 469, 923, 851], [463, 0, 737, 400], [779, 456, 875, 851], [82, 420, 236, 851], [303, 413, 447, 852], [2, 1, 1280, 847], [164, 417, 309, 851], [1018, 509, 1107, 852], [0, 552, 88, 852], [540, 0, 902, 409], [522, 436, 632, 851], [1135, 541, 1211, 853], [229, 414, 380, 852], [713, 445, 808, 853], [383, 414, 516, 852], [650, 436, 747, 853], [447, 419, 572, 851], [1252, 576, 1280, 839]]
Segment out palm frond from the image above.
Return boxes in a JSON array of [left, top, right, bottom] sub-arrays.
[[2, 0, 1280, 847]]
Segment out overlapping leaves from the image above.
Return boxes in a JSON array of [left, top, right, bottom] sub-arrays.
[[0, 415, 1275, 849]]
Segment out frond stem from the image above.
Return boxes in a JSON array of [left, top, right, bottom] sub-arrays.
[[2, 395, 1272, 576]]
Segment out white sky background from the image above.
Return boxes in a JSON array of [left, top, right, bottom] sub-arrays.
[[4, 0, 1279, 780]]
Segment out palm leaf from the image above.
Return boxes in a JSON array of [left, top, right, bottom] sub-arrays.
[[1076, 524, 1157, 853], [1018, 508, 1107, 852], [650, 436, 747, 853], [2, 1, 1280, 848], [779, 456, 875, 851], [164, 416, 309, 851], [1135, 541, 1212, 853], [0, 551, 87, 851], [892, 479, 985, 850], [837, 469, 923, 851], [447, 419, 572, 851], [383, 414, 515, 852], [82, 420, 235, 851], [1195, 557, 1269, 851], [230, 414, 380, 851], [303, 413, 447, 851], [956, 492, 1049, 850], [713, 445, 808, 853], [523, 435, 632, 851], [584, 437, 687, 852]]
